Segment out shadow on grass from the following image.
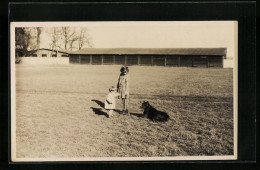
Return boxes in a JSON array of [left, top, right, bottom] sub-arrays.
[[130, 113, 143, 118], [91, 99, 105, 108], [90, 107, 108, 117], [114, 109, 122, 114]]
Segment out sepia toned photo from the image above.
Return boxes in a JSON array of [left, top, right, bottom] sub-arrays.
[[11, 21, 237, 161]]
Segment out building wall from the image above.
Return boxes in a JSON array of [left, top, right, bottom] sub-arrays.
[[69, 54, 225, 68], [17, 57, 69, 65], [223, 59, 234, 68], [28, 49, 68, 58]]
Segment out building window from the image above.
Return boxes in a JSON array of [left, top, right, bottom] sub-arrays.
[[52, 54, 57, 57], [61, 54, 68, 57], [42, 54, 47, 57], [32, 54, 37, 57]]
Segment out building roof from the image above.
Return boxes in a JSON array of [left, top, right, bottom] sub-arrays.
[[30, 48, 71, 54], [40, 48, 72, 54], [70, 48, 227, 56]]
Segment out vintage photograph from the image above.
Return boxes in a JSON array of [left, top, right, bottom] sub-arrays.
[[11, 21, 237, 161]]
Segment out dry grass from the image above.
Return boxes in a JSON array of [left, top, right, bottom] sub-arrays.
[[15, 64, 233, 158]]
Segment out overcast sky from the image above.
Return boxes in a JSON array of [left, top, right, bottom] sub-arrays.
[[14, 21, 237, 58]]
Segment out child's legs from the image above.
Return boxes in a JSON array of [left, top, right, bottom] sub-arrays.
[[125, 98, 129, 110], [122, 98, 126, 111], [122, 98, 129, 113], [125, 98, 129, 114], [108, 110, 114, 117]]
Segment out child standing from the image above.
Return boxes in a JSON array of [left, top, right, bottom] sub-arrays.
[[105, 86, 120, 118], [117, 66, 130, 114]]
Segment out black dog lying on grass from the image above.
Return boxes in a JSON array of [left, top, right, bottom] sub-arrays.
[[141, 101, 170, 122]]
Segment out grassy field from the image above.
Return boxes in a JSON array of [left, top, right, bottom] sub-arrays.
[[15, 64, 233, 158]]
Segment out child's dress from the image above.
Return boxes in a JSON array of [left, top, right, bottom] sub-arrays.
[[117, 74, 130, 99], [105, 92, 120, 110]]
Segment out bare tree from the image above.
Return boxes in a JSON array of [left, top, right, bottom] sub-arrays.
[[61, 27, 78, 50], [48, 27, 93, 52], [15, 27, 37, 57], [49, 28, 59, 52], [78, 28, 93, 50], [36, 27, 42, 49], [69, 36, 78, 51]]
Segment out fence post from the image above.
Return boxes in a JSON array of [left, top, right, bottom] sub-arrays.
[[79, 55, 81, 64], [222, 55, 224, 68], [192, 56, 194, 67], [101, 55, 103, 65], [206, 56, 209, 68], [125, 55, 127, 66], [165, 56, 167, 66], [113, 55, 115, 64], [151, 55, 153, 66], [178, 56, 181, 67], [138, 55, 140, 65], [90, 55, 92, 65]]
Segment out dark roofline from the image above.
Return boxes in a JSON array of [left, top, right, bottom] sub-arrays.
[[30, 48, 71, 54], [70, 48, 227, 57]]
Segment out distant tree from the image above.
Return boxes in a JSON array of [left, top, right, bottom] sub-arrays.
[[49, 27, 61, 54], [36, 27, 42, 49], [78, 28, 93, 50], [61, 27, 78, 50], [48, 27, 93, 52], [69, 35, 78, 51], [15, 27, 35, 57]]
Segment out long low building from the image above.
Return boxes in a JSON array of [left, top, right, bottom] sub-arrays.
[[27, 48, 70, 58], [15, 48, 70, 65], [69, 48, 227, 68]]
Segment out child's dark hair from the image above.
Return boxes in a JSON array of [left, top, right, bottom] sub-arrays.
[[120, 66, 126, 73], [109, 86, 115, 92]]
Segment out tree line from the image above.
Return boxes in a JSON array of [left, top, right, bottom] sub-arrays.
[[15, 27, 93, 57]]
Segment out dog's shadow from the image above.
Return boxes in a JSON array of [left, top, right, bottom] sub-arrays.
[[90, 107, 108, 117], [130, 113, 143, 118]]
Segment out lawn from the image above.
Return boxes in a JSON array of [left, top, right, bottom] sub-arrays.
[[15, 64, 233, 158]]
